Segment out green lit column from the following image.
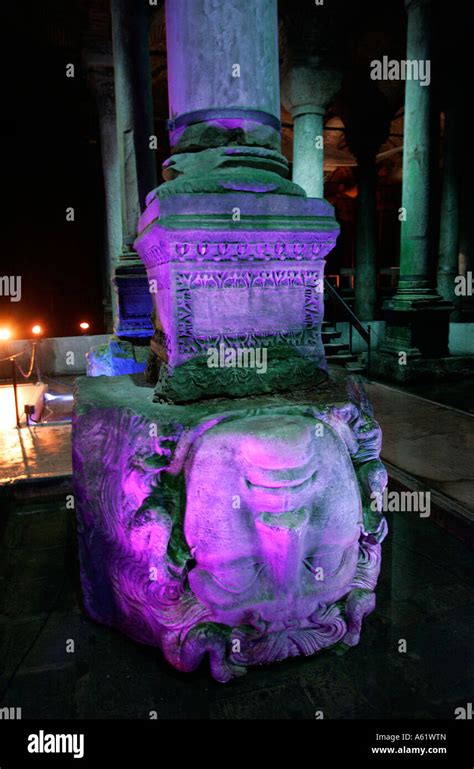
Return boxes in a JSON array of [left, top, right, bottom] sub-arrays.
[[282, 65, 341, 199], [291, 106, 325, 198], [437, 101, 461, 318], [398, 0, 434, 297], [382, 0, 452, 358], [354, 154, 378, 320]]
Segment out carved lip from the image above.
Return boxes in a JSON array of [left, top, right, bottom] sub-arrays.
[[245, 469, 317, 494]]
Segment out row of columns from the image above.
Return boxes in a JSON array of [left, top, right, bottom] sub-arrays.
[[90, 0, 467, 347], [285, 0, 466, 347]]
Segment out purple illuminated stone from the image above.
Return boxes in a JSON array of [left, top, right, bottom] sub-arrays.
[[73, 375, 388, 682], [134, 190, 340, 402], [73, 0, 387, 686]]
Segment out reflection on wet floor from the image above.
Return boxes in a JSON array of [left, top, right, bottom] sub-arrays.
[[41, 384, 74, 424], [0, 381, 72, 483]]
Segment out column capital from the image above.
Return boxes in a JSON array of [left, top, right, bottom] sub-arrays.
[[405, 0, 431, 12], [291, 103, 325, 119], [83, 47, 116, 116], [282, 64, 342, 116]]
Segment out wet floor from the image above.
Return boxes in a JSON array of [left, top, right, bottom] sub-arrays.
[[0, 381, 72, 484], [0, 484, 473, 720], [366, 382, 474, 520]]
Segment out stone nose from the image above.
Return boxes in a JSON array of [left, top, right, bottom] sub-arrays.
[[255, 508, 310, 591]]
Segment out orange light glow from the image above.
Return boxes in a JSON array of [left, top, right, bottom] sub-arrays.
[[0, 328, 11, 341], [79, 322, 90, 331], [32, 325, 43, 336]]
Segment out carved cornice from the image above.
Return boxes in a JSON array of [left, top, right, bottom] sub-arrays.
[[141, 238, 337, 269]]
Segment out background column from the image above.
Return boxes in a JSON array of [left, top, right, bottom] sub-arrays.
[[381, 0, 452, 359], [437, 100, 461, 318], [282, 65, 342, 198], [111, 0, 157, 243], [110, 0, 157, 339]]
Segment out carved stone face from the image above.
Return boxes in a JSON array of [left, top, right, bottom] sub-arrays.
[[74, 382, 387, 681], [184, 414, 363, 626]]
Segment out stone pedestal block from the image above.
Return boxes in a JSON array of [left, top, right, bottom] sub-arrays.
[[134, 182, 339, 402], [73, 372, 387, 682]]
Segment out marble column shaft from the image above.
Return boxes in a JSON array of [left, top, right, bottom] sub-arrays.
[[398, 0, 435, 293], [111, 0, 157, 245], [437, 103, 461, 313], [95, 73, 121, 332], [379, 0, 452, 362], [291, 106, 325, 198], [165, 0, 280, 151], [355, 154, 378, 321]]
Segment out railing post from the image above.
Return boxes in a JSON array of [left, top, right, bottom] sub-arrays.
[[11, 358, 20, 428], [349, 322, 353, 354]]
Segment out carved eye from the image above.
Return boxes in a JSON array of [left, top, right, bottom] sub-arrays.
[[304, 546, 349, 578], [209, 562, 265, 594]]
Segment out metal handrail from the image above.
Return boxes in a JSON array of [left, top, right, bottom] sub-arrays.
[[323, 278, 372, 378]]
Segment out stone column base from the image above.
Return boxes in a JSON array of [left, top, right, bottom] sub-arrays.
[[382, 297, 453, 358], [113, 259, 153, 340], [135, 188, 340, 402], [371, 351, 474, 384]]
